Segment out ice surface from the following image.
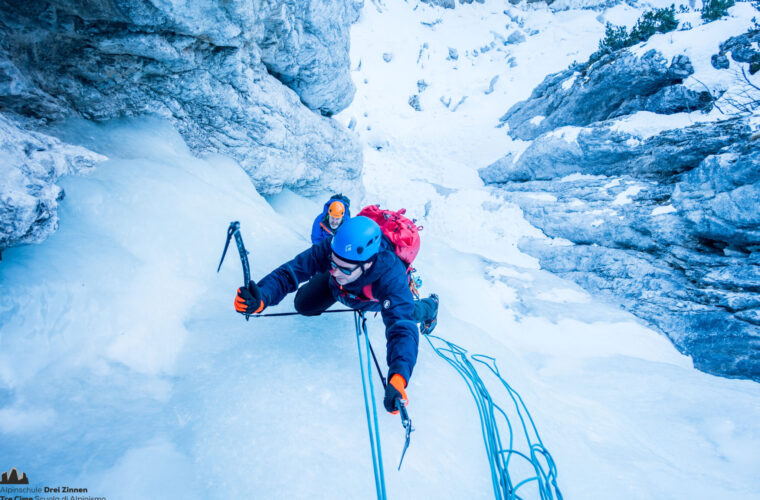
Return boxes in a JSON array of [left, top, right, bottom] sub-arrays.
[[652, 204, 677, 215], [1, 1, 759, 499]]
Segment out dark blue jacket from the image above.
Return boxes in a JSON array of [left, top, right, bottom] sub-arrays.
[[257, 238, 419, 383], [311, 196, 351, 244]]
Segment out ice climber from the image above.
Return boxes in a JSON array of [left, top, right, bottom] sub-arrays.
[[234, 215, 439, 414], [311, 194, 351, 244]]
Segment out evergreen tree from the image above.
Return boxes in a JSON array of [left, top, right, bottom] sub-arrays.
[[701, 0, 735, 21]]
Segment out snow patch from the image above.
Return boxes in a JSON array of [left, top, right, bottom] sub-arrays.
[[560, 173, 607, 182], [652, 204, 677, 215], [610, 111, 712, 139], [548, 125, 582, 143], [612, 185, 644, 205], [525, 193, 558, 202], [561, 72, 579, 90], [536, 288, 591, 304]]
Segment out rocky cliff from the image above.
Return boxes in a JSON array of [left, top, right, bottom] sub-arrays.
[[0, 114, 106, 252], [499, 50, 713, 141], [0, 0, 363, 252], [481, 36, 760, 381]]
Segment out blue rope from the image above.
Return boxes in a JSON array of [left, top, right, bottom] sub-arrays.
[[355, 311, 387, 500], [424, 334, 563, 500]]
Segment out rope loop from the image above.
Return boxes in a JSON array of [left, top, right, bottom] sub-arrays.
[[425, 334, 563, 500]]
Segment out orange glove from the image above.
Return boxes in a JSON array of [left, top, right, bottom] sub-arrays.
[[383, 374, 408, 414], [234, 281, 264, 315]]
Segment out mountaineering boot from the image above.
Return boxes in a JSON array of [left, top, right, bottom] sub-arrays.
[[420, 293, 439, 335]]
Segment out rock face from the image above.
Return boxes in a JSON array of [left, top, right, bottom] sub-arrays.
[[255, 1, 363, 115], [1, 0, 360, 117], [481, 118, 748, 183], [0, 115, 106, 252], [420, 0, 485, 8], [672, 141, 760, 248], [483, 47, 760, 382], [0, 0, 364, 251], [421, 0, 457, 8], [500, 50, 713, 141]]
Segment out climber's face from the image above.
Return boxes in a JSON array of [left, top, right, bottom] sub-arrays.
[[328, 215, 343, 230]]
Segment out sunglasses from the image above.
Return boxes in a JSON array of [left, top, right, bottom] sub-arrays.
[[330, 255, 361, 275]]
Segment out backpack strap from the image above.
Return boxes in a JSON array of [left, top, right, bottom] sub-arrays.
[[362, 283, 376, 302]]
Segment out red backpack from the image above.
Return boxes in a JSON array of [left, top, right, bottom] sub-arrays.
[[336, 205, 423, 303], [357, 205, 421, 268]]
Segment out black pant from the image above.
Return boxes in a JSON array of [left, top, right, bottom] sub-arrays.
[[294, 272, 336, 316], [294, 272, 436, 323]]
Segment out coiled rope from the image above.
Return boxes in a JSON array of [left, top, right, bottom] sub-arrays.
[[424, 334, 563, 500]]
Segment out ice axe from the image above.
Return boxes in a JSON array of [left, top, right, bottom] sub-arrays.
[[217, 221, 252, 320]]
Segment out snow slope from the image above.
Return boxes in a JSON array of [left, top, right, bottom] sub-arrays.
[[1, 1, 759, 499]]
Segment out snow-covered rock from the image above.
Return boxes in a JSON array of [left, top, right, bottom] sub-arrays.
[[481, 117, 748, 182], [711, 29, 760, 74], [421, 0, 457, 8], [483, 27, 760, 380], [0, 115, 106, 252], [500, 50, 713, 140]]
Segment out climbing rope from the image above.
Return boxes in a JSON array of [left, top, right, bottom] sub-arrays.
[[424, 334, 562, 500], [354, 311, 387, 500], [248, 308, 354, 318]]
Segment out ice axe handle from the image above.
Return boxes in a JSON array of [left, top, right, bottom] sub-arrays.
[[398, 400, 410, 426]]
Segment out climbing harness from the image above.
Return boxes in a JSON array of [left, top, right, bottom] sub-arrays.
[[217, 221, 252, 320], [424, 334, 563, 500]]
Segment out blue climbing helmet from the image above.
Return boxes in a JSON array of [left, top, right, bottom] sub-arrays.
[[331, 216, 382, 262]]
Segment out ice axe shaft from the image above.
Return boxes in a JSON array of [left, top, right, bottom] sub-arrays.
[[218, 221, 252, 320], [396, 399, 413, 470]]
